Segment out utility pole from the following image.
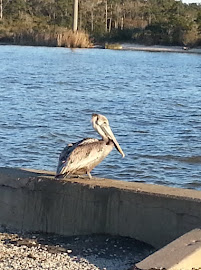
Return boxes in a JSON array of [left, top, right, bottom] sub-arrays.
[[73, 0, 78, 32]]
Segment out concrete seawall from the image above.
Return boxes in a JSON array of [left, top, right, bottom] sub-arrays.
[[1, 167, 201, 249]]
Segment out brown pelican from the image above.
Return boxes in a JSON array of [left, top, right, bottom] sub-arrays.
[[56, 113, 125, 179]]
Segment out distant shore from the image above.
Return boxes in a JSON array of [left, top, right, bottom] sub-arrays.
[[120, 44, 201, 54], [97, 42, 201, 54], [1, 41, 201, 54]]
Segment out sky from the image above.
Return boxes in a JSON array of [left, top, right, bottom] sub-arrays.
[[182, 0, 201, 3]]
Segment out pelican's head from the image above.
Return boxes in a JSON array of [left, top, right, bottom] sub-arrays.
[[92, 114, 125, 158]]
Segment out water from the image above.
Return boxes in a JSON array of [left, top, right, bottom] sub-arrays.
[[0, 45, 201, 190]]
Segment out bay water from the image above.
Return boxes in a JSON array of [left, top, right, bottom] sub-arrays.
[[0, 45, 201, 189]]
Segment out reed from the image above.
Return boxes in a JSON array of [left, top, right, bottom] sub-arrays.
[[14, 27, 92, 48], [57, 29, 92, 48], [0, 23, 14, 44]]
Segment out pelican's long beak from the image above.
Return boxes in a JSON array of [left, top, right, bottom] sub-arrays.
[[102, 124, 125, 158]]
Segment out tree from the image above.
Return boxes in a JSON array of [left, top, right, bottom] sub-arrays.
[[1, 0, 201, 45]]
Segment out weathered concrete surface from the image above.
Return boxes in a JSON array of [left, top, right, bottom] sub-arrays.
[[1, 167, 201, 248], [136, 228, 201, 270]]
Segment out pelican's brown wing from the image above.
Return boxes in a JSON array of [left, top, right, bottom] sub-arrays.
[[56, 138, 99, 176]]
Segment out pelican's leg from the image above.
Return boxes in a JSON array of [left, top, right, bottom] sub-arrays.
[[55, 173, 67, 179]]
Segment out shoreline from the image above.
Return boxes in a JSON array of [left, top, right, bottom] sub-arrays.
[[1, 42, 201, 54], [1, 167, 201, 269], [120, 43, 201, 54]]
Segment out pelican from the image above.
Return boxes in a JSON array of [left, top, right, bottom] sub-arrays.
[[56, 113, 125, 179]]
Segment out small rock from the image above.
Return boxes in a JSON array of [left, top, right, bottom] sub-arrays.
[[27, 253, 36, 260]]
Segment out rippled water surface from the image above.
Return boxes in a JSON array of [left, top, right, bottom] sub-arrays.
[[0, 45, 201, 189]]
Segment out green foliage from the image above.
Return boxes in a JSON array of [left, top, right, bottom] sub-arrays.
[[0, 0, 201, 46]]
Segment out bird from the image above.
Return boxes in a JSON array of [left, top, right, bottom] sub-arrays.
[[56, 113, 125, 179]]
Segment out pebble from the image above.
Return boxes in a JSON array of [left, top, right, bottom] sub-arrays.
[[0, 231, 154, 270]]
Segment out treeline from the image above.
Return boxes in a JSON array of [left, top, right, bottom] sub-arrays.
[[0, 0, 201, 47]]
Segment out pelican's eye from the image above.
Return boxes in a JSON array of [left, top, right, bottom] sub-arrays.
[[101, 120, 108, 127]]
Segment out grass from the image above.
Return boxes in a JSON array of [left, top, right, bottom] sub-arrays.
[[0, 21, 92, 48], [14, 28, 92, 48], [57, 29, 92, 48]]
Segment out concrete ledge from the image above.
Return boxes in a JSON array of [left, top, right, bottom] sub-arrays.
[[136, 228, 201, 270], [1, 167, 201, 249]]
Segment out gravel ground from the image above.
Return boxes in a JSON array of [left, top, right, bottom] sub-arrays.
[[0, 230, 154, 270]]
